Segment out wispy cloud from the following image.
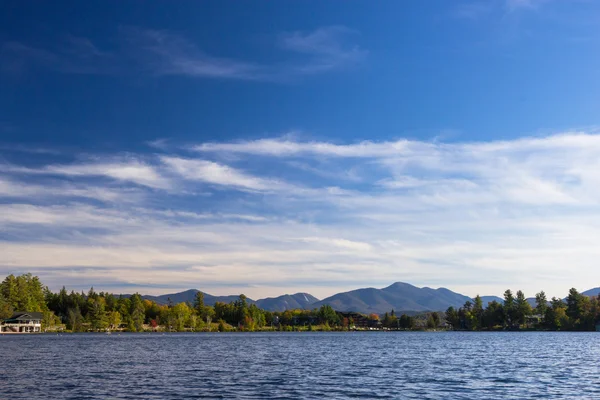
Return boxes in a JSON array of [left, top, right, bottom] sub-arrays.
[[3, 26, 366, 81], [0, 176, 136, 202], [278, 26, 367, 74], [124, 26, 365, 80], [194, 137, 414, 157], [3, 131, 600, 298], [3, 158, 170, 189], [122, 27, 264, 80], [160, 156, 289, 192]]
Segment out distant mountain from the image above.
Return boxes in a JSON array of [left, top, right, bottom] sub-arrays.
[[128, 284, 600, 315], [255, 293, 319, 312], [526, 298, 538, 308], [312, 282, 472, 314], [142, 289, 250, 307], [480, 296, 503, 305], [139, 290, 319, 312]]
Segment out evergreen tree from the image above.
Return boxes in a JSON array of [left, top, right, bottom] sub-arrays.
[[89, 298, 108, 331], [68, 306, 84, 332], [129, 294, 146, 332], [472, 295, 484, 330], [535, 291, 548, 319], [0, 294, 13, 319], [515, 290, 532, 327], [566, 288, 588, 330], [503, 290, 515, 327], [445, 307, 459, 330], [194, 291, 206, 319]]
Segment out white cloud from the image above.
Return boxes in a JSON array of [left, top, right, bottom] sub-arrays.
[[194, 137, 415, 157], [3, 159, 170, 189], [299, 237, 372, 252], [4, 131, 600, 299], [0, 176, 135, 202], [160, 156, 288, 191]]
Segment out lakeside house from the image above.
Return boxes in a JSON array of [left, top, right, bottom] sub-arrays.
[[338, 311, 381, 330], [1, 312, 43, 333]]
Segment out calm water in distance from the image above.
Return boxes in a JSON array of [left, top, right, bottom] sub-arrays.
[[1, 331, 599, 399]]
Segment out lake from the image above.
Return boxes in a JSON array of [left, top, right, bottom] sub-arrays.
[[1, 332, 599, 399]]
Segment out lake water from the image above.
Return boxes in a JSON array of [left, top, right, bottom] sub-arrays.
[[1, 332, 599, 399]]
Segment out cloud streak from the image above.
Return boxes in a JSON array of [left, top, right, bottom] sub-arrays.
[[3, 26, 366, 81], [3, 158, 170, 189], [3, 131, 600, 298], [160, 156, 289, 191]]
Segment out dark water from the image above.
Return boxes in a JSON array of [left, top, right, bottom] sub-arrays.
[[1, 332, 599, 399]]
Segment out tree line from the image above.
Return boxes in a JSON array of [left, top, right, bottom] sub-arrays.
[[445, 289, 600, 331], [0, 274, 372, 332], [2, 274, 599, 332]]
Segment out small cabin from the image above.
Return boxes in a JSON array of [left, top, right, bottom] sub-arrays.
[[1, 312, 43, 333]]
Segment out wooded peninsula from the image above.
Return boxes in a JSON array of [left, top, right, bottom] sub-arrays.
[[1, 273, 599, 332]]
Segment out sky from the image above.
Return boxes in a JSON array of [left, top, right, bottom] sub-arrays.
[[2, 0, 600, 300]]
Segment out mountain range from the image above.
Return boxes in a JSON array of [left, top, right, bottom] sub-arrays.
[[311, 282, 472, 314], [132, 283, 600, 315], [141, 290, 318, 312]]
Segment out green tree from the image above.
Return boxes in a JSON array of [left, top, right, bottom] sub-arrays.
[[108, 311, 122, 330], [431, 312, 440, 328], [89, 298, 108, 331], [67, 306, 84, 332], [41, 310, 61, 331], [503, 289, 515, 327], [472, 295, 484, 330], [482, 301, 504, 330], [218, 319, 227, 332], [129, 294, 145, 332], [535, 291, 548, 318], [544, 297, 567, 330], [171, 302, 192, 332], [399, 314, 415, 330], [445, 307, 460, 330], [566, 288, 588, 330], [1, 273, 48, 312], [318, 305, 339, 326], [205, 306, 215, 327], [515, 290, 532, 327], [194, 291, 206, 319], [426, 313, 436, 329], [0, 294, 13, 319], [0, 275, 18, 309]]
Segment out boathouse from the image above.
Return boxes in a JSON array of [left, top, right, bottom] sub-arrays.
[[1, 312, 43, 333]]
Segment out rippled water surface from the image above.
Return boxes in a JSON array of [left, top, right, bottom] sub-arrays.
[[1, 332, 599, 399]]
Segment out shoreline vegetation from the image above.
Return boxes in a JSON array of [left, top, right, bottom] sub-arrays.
[[1, 274, 599, 333]]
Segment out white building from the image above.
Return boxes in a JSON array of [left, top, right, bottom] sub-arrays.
[[1, 312, 43, 333]]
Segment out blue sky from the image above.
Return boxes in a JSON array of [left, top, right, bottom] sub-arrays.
[[2, 0, 600, 299]]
